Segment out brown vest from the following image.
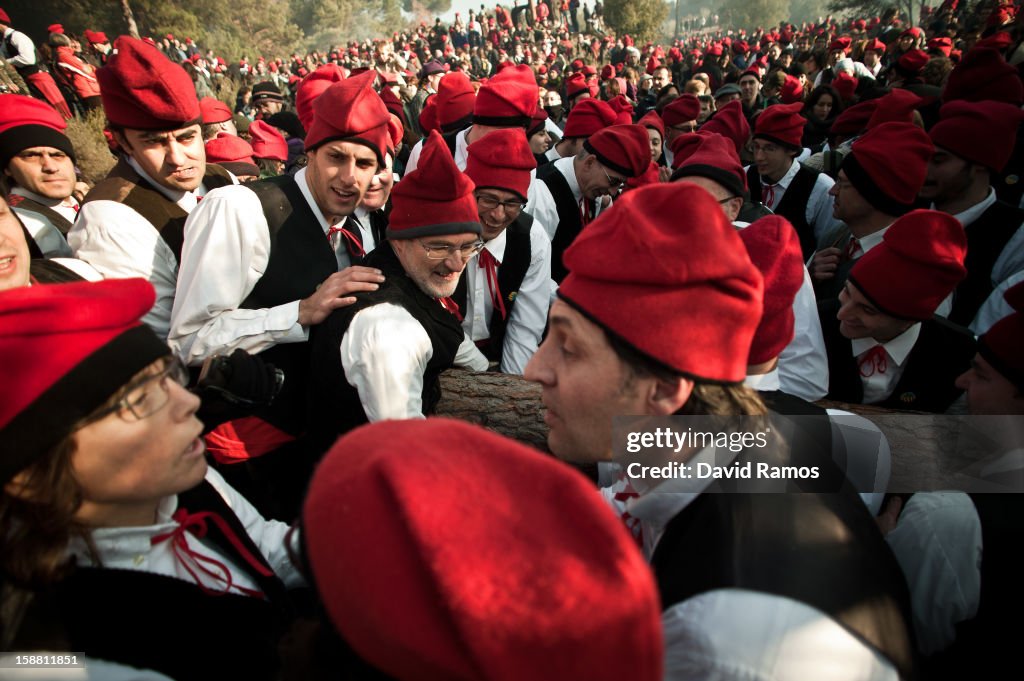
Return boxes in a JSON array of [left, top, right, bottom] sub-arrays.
[[82, 157, 234, 263]]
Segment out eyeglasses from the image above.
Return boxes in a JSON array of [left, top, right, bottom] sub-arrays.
[[475, 193, 526, 216], [418, 239, 485, 260], [601, 166, 626, 190], [84, 356, 190, 424]]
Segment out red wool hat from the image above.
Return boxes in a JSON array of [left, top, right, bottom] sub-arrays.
[[849, 209, 967, 321], [0, 279, 170, 484], [831, 72, 858, 103], [929, 100, 1024, 172], [559, 183, 763, 383], [896, 49, 929, 77], [387, 130, 480, 239], [305, 71, 392, 164], [842, 122, 933, 215], [830, 99, 878, 138], [83, 29, 109, 44], [419, 96, 440, 135], [601, 63, 616, 80], [563, 98, 617, 138], [927, 37, 953, 56], [943, 47, 1023, 105], [585, 124, 652, 179], [637, 110, 665, 139], [0, 94, 75, 167], [753, 102, 805, 150], [303, 418, 663, 681], [47, 23, 63, 34], [205, 132, 259, 177], [565, 72, 590, 100], [435, 71, 476, 133], [464, 127, 535, 201], [978, 282, 1024, 389], [739, 215, 804, 364], [662, 94, 701, 127], [780, 75, 804, 104], [900, 27, 923, 40], [0, 8, 9, 23], [198, 97, 232, 124], [625, 161, 662, 190], [379, 86, 407, 125], [247, 120, 288, 162], [700, 100, 750, 157], [866, 89, 922, 128], [98, 36, 200, 130], [829, 37, 852, 54], [608, 95, 634, 125], [295, 64, 346, 132], [527, 106, 548, 137], [473, 65, 537, 126], [671, 131, 747, 198], [863, 38, 886, 54], [976, 31, 1013, 51]]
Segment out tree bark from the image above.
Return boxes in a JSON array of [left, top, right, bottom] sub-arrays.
[[121, 0, 140, 39]]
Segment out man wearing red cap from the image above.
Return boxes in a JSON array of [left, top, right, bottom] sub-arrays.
[[66, 37, 236, 341], [813, 121, 935, 303], [862, 38, 886, 78], [920, 100, 1024, 326], [0, 8, 71, 117], [169, 72, 394, 492], [305, 132, 487, 449], [524, 183, 916, 680], [660, 93, 700, 167], [0, 94, 78, 258], [199, 96, 237, 141], [821, 209, 975, 412], [541, 98, 617, 166], [456, 128, 551, 375], [531, 124, 652, 282], [747, 102, 839, 260]]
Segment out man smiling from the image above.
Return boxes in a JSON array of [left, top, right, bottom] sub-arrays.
[[68, 36, 235, 340], [306, 131, 488, 448]]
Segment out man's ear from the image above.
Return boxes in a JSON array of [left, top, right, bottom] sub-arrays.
[[647, 376, 694, 416]]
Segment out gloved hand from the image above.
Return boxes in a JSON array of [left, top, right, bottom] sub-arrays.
[[196, 349, 284, 407]]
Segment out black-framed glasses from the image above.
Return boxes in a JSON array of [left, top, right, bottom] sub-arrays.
[[417, 239, 485, 261], [84, 356, 190, 424], [601, 166, 626, 190], [475, 193, 526, 216]]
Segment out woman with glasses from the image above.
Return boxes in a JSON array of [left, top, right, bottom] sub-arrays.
[[0, 279, 304, 681]]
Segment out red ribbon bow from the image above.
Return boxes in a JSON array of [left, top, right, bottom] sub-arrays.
[[858, 345, 888, 378], [440, 297, 463, 320], [478, 248, 507, 320], [326, 224, 365, 258], [151, 508, 274, 599]]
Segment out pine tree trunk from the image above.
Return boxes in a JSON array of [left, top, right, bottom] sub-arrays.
[[121, 0, 140, 39]]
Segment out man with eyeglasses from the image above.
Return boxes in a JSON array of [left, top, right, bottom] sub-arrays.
[[660, 94, 701, 168], [744, 102, 839, 261], [306, 131, 488, 450], [531, 124, 651, 283], [454, 129, 552, 375]]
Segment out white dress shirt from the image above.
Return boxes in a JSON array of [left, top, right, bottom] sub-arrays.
[[67, 467, 304, 596], [971, 269, 1024, 334], [339, 302, 488, 421], [530, 155, 580, 242], [941, 187, 1024, 287], [851, 323, 921, 404], [601, 467, 899, 681], [748, 157, 840, 245], [10, 187, 75, 258], [169, 167, 341, 365], [460, 221, 552, 374], [69, 157, 224, 342], [1, 27, 37, 67]]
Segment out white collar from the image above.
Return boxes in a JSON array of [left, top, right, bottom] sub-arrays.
[[555, 155, 582, 201], [938, 187, 997, 228], [294, 166, 332, 234], [66, 493, 179, 566], [744, 369, 781, 391], [10, 186, 75, 209], [854, 223, 892, 254], [850, 322, 921, 366], [125, 155, 204, 211], [483, 227, 508, 263]]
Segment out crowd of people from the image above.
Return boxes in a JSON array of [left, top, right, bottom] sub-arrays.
[[1, 0, 1023, 679]]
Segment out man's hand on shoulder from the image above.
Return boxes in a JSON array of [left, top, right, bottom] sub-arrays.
[[298, 266, 385, 326]]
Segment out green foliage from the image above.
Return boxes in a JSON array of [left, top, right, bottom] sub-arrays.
[[64, 107, 115, 185], [721, 0, 791, 29], [604, 0, 670, 41]]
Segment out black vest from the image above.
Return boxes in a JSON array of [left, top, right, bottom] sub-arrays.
[[8, 194, 73, 235], [820, 299, 976, 413], [746, 162, 821, 261], [3, 31, 40, 76], [651, 489, 917, 679], [442, 129, 461, 157], [949, 199, 1024, 326], [306, 242, 466, 449], [451, 214, 533, 363], [538, 161, 584, 283], [11, 481, 295, 681], [921, 494, 1024, 679], [236, 174, 340, 436], [759, 390, 853, 491], [82, 158, 234, 264]]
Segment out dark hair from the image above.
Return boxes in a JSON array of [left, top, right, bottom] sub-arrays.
[[803, 85, 844, 121]]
